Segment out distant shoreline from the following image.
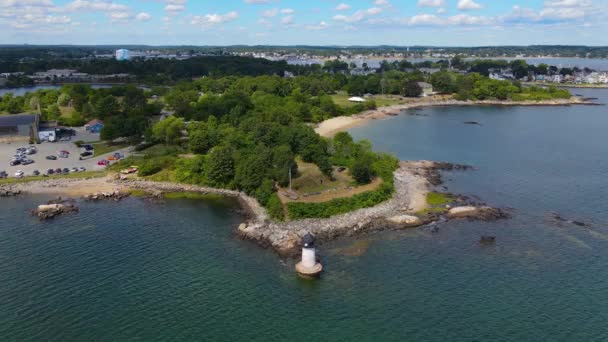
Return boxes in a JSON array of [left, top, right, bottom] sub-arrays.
[[315, 95, 595, 137]]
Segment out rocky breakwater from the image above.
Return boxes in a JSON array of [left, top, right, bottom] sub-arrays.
[[31, 198, 79, 220], [237, 160, 509, 256], [120, 179, 268, 222]]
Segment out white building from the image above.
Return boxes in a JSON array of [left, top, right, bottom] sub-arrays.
[[116, 49, 130, 61]]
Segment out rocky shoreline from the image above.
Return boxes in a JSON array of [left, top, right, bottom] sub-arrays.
[[237, 160, 508, 256], [2, 162, 507, 256]]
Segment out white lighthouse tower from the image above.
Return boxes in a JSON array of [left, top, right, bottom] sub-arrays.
[[295, 233, 323, 278]]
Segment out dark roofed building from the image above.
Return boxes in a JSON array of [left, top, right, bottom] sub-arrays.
[[0, 114, 40, 142]]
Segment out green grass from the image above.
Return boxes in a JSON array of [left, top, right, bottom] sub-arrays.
[[331, 93, 405, 108], [0, 171, 106, 185], [162, 192, 226, 200], [91, 142, 130, 157], [426, 192, 452, 206], [128, 189, 149, 197]]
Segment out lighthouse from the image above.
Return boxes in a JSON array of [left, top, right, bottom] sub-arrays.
[[295, 233, 323, 278]]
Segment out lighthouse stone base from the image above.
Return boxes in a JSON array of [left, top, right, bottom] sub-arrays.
[[295, 262, 323, 278]]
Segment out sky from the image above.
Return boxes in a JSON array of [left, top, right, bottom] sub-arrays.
[[1, 0, 607, 46]]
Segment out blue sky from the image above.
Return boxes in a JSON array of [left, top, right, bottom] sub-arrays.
[[1, 0, 606, 46]]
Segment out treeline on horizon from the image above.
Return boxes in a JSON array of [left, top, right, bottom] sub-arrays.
[[0, 44, 607, 62]]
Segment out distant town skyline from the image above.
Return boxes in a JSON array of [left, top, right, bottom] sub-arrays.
[[1, 0, 607, 46]]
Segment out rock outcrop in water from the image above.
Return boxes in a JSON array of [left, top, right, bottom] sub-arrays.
[[83, 191, 130, 202], [31, 198, 79, 220]]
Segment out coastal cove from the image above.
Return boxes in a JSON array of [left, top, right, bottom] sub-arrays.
[[1, 89, 608, 340]]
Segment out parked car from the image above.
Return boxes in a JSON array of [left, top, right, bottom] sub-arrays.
[[97, 160, 110, 166], [21, 159, 34, 165], [0, 171, 8, 179], [79, 151, 93, 160], [113, 152, 124, 159], [79, 167, 86, 172], [57, 151, 69, 158], [25, 148, 36, 155], [9, 160, 21, 166], [54, 168, 62, 174], [47, 169, 55, 175], [62, 168, 70, 174], [107, 155, 118, 161], [14, 170, 24, 178], [70, 167, 79, 173], [46, 155, 57, 160], [32, 170, 40, 176], [83, 144, 94, 151]]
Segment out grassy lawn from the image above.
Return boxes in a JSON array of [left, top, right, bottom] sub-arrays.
[[331, 92, 407, 108], [417, 192, 453, 216], [91, 142, 130, 157], [59, 106, 75, 118], [290, 159, 352, 193], [280, 159, 382, 203], [0, 171, 106, 185]]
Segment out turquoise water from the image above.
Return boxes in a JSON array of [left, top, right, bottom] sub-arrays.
[[2, 90, 608, 341]]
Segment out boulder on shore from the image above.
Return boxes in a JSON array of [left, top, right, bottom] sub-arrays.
[[448, 206, 508, 221], [387, 214, 423, 227], [83, 191, 130, 202]]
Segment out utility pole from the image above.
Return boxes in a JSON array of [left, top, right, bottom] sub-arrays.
[[288, 165, 292, 191]]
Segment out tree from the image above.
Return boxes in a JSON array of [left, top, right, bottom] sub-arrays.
[[430, 71, 456, 94], [206, 146, 235, 187], [57, 93, 71, 106], [350, 154, 376, 184], [45, 104, 61, 121], [93, 95, 119, 119], [152, 116, 184, 145], [403, 80, 422, 97]]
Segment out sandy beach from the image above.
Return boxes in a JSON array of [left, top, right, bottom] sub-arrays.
[[315, 95, 593, 137]]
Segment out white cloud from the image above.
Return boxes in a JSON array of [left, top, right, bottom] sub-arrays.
[[281, 15, 294, 25], [0, 0, 54, 7], [191, 11, 239, 26], [306, 21, 328, 30], [457, 0, 483, 10], [135, 12, 150, 21], [281, 8, 295, 14], [243, 0, 271, 3], [335, 3, 351, 11], [333, 7, 383, 23], [374, 0, 391, 7], [544, 0, 592, 7], [417, 0, 445, 7], [164, 0, 186, 14], [437, 7, 446, 14], [261, 8, 278, 17], [65, 0, 129, 13], [406, 13, 493, 26]]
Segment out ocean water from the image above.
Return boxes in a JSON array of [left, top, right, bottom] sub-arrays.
[[2, 90, 608, 341]]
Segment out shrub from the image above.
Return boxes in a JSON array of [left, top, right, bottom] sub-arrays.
[[267, 193, 284, 221]]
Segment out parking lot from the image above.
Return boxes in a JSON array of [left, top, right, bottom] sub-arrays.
[[0, 128, 131, 178]]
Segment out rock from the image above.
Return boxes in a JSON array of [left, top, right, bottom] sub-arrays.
[[31, 200, 79, 220], [448, 206, 509, 221], [480, 236, 496, 245], [387, 214, 422, 227], [464, 121, 481, 125], [84, 191, 130, 202]]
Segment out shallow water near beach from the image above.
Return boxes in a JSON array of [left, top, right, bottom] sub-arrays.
[[2, 89, 608, 341]]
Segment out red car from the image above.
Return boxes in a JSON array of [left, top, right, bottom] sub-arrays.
[[97, 159, 110, 166]]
